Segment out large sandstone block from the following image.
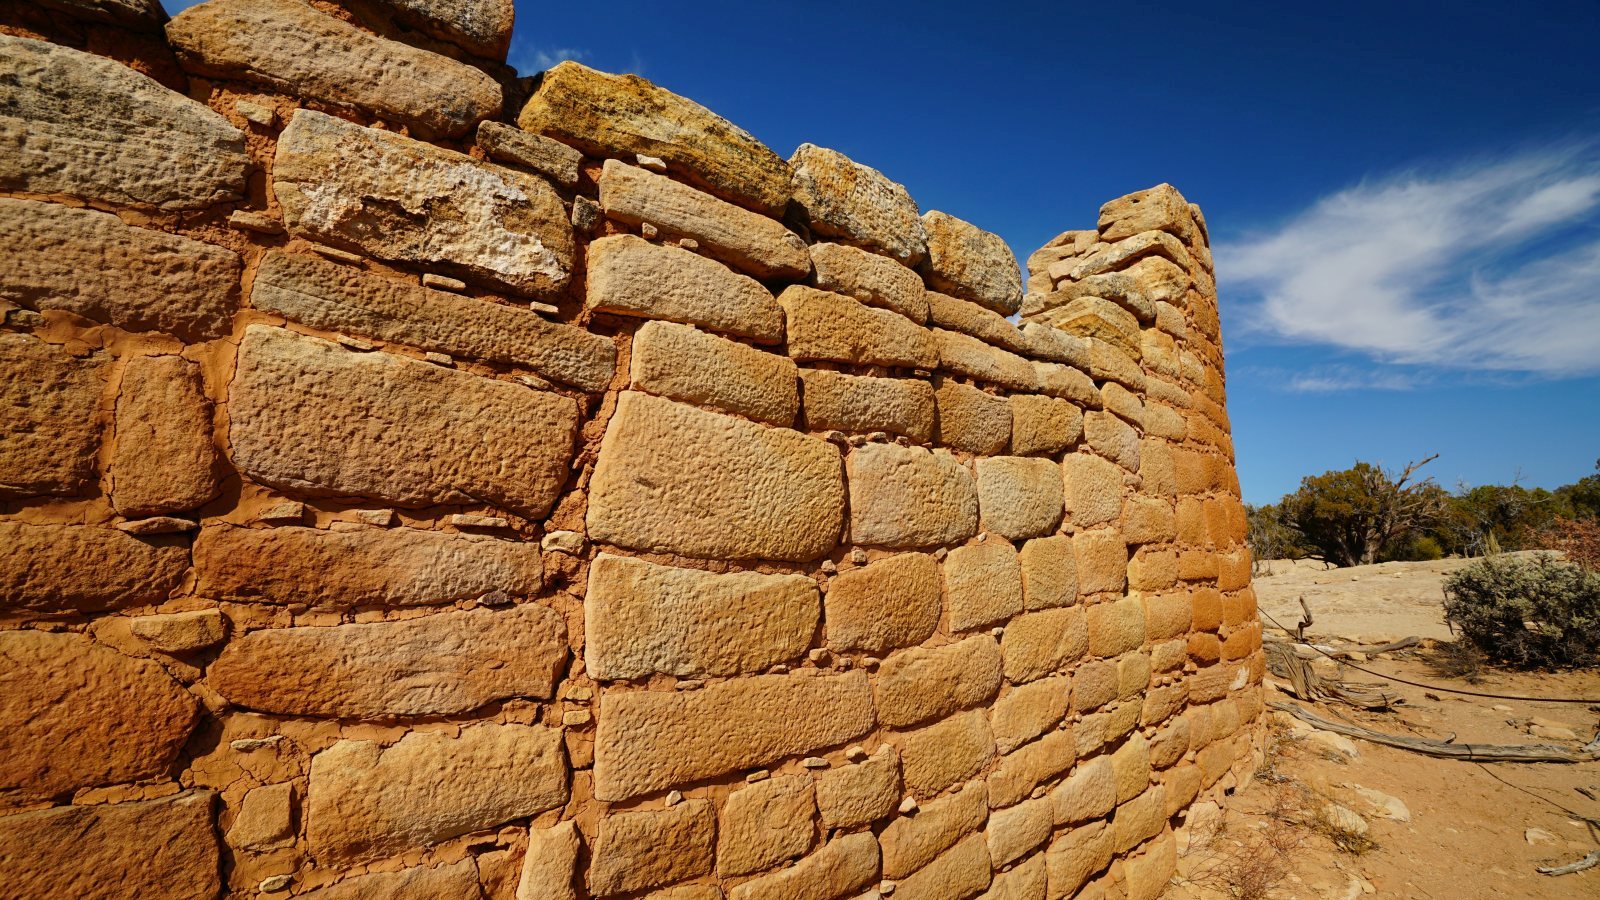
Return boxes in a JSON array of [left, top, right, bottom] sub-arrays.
[[1, 631, 196, 803], [790, 143, 927, 265], [1073, 528, 1128, 596], [1050, 755, 1116, 825], [588, 392, 844, 561], [478, 120, 581, 187], [728, 833, 880, 900], [297, 859, 481, 900], [591, 800, 716, 895], [587, 234, 784, 342], [520, 62, 792, 215], [897, 710, 994, 798], [847, 444, 978, 548], [230, 326, 577, 517], [1069, 230, 1192, 282], [880, 781, 988, 878], [0, 792, 219, 900], [252, 251, 613, 392], [988, 797, 1052, 868], [598, 160, 808, 278], [977, 456, 1065, 541], [1085, 410, 1141, 472], [1, 523, 188, 614], [921, 210, 1024, 315], [718, 774, 815, 876], [363, 0, 515, 59], [274, 110, 573, 297], [1002, 608, 1088, 684], [935, 380, 1011, 455], [991, 675, 1070, 755], [798, 368, 934, 441], [631, 320, 798, 426], [0, 199, 241, 342], [986, 727, 1077, 809], [823, 552, 941, 654], [1035, 297, 1141, 359], [1062, 453, 1125, 528], [1011, 395, 1083, 457], [585, 553, 817, 680], [0, 333, 104, 500], [593, 671, 875, 801], [980, 853, 1047, 900], [780, 285, 939, 369], [1019, 535, 1078, 611], [1045, 821, 1114, 899], [927, 290, 1029, 355], [945, 541, 1024, 632], [899, 833, 993, 900], [110, 356, 219, 517], [875, 635, 1003, 728], [208, 605, 565, 717], [167, 0, 500, 138], [192, 524, 542, 607], [934, 329, 1038, 392], [809, 241, 930, 322], [1098, 184, 1197, 244], [307, 724, 567, 863], [0, 35, 245, 209], [816, 745, 900, 829]]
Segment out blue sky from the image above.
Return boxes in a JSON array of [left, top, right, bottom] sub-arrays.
[[161, 0, 1600, 503]]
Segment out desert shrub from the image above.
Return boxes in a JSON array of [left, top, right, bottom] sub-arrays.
[[1442, 554, 1600, 668], [1540, 516, 1600, 572], [1381, 534, 1444, 562]]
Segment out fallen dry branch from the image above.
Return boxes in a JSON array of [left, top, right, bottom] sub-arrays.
[[1270, 701, 1599, 763], [1265, 643, 1403, 710], [1537, 850, 1600, 876]]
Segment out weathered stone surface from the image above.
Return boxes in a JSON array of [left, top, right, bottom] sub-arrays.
[[945, 541, 1024, 632], [824, 552, 941, 654], [1085, 411, 1141, 472], [593, 672, 875, 801], [935, 380, 1011, 455], [1069, 231, 1192, 282], [991, 676, 1070, 754], [110, 355, 218, 517], [588, 391, 844, 561], [274, 110, 573, 297], [1030, 360, 1100, 410], [585, 554, 817, 680], [0, 333, 104, 499], [1123, 831, 1177, 900], [987, 727, 1077, 809], [977, 457, 1064, 541], [587, 234, 783, 342], [126, 609, 225, 653], [780, 285, 938, 369], [1018, 322, 1091, 368], [922, 210, 1024, 315], [1111, 734, 1152, 804], [1062, 453, 1125, 528], [230, 326, 577, 516], [253, 251, 613, 391], [881, 781, 988, 878], [517, 821, 580, 900], [876, 635, 1003, 728], [631, 321, 798, 426], [1019, 535, 1077, 611], [1071, 661, 1118, 713], [227, 782, 294, 851], [719, 774, 815, 876], [927, 290, 1029, 354], [34, 0, 167, 27], [847, 444, 978, 548], [368, 0, 515, 59], [0, 199, 241, 342], [598, 160, 808, 278], [899, 710, 994, 798], [0, 35, 245, 209], [1088, 595, 1147, 659], [1044, 820, 1114, 898], [978, 852, 1047, 900], [1, 523, 187, 614], [193, 524, 541, 607], [900, 833, 993, 900], [0, 631, 196, 802], [1010, 395, 1082, 457], [809, 241, 929, 322], [934, 329, 1038, 392], [307, 724, 567, 862], [477, 120, 581, 186], [816, 745, 900, 829], [209, 605, 565, 717], [1002, 608, 1088, 684], [1073, 529, 1128, 596], [301, 859, 482, 900], [1037, 297, 1141, 359], [728, 833, 879, 900], [521, 62, 792, 215], [1085, 339, 1146, 392], [1112, 786, 1167, 853], [0, 792, 219, 899], [1098, 184, 1196, 244], [591, 800, 715, 895], [1049, 756, 1115, 825], [989, 797, 1052, 868], [791, 143, 926, 265], [799, 369, 934, 441]]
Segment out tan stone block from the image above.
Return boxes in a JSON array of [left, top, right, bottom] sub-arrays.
[[1049, 755, 1115, 826], [1001, 607, 1088, 684], [1085, 339, 1146, 392], [934, 329, 1039, 392], [809, 241, 929, 322], [728, 833, 879, 900], [1098, 184, 1196, 244], [977, 852, 1046, 900], [781, 285, 938, 368], [1031, 360, 1101, 409], [1040, 296, 1140, 359], [1123, 830, 1176, 900], [898, 710, 994, 798], [1045, 820, 1114, 899], [1060, 453, 1124, 529], [816, 744, 900, 829], [935, 380, 1012, 455], [1162, 764, 1202, 816], [109, 356, 218, 517], [1084, 411, 1140, 472], [1142, 403, 1186, 441], [1218, 549, 1251, 592], [591, 800, 715, 895], [1127, 548, 1178, 592], [630, 320, 798, 425], [880, 780, 988, 878], [1023, 271, 1154, 324], [791, 143, 926, 265], [1148, 717, 1190, 771], [1087, 596, 1146, 659], [589, 391, 844, 561], [898, 833, 992, 900], [517, 821, 580, 900], [593, 671, 875, 801], [717, 774, 816, 876], [927, 290, 1029, 355], [1071, 660, 1118, 714], [1119, 497, 1174, 547], [1172, 448, 1211, 495], [0, 792, 218, 900], [988, 797, 1051, 868], [520, 61, 792, 215], [1190, 588, 1223, 632], [800, 369, 934, 441], [1069, 230, 1193, 282], [227, 782, 294, 852], [875, 635, 1003, 728], [1187, 632, 1221, 666], [1, 523, 187, 615], [1112, 786, 1167, 854], [847, 443, 977, 549], [1019, 535, 1078, 611], [1010, 395, 1083, 457], [1073, 529, 1127, 597], [1174, 498, 1206, 545], [0, 333, 104, 500], [1223, 623, 1260, 661], [1019, 321, 1091, 367], [209, 605, 565, 717], [125, 609, 224, 654], [1150, 638, 1187, 674], [478, 120, 580, 185], [825, 552, 941, 654], [303, 859, 481, 900], [992, 676, 1070, 754], [922, 210, 1024, 315], [945, 541, 1024, 632], [1179, 549, 1219, 582], [1111, 734, 1151, 804], [1141, 682, 1187, 728], [986, 726, 1076, 808], [1118, 653, 1152, 701], [1143, 593, 1191, 641], [1197, 740, 1233, 789], [587, 234, 784, 342], [1139, 440, 1176, 499]]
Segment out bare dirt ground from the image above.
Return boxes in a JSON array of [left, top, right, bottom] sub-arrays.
[[1169, 556, 1600, 900]]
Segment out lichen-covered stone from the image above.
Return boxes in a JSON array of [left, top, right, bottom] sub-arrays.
[[0, 333, 104, 500], [0, 523, 187, 614], [897, 710, 994, 798], [921, 210, 1024, 315], [780, 285, 938, 369], [798, 368, 934, 441], [847, 443, 978, 548], [110, 355, 219, 517], [0, 792, 219, 899], [718, 775, 815, 876], [880, 781, 988, 878], [935, 380, 1011, 455], [815, 745, 900, 829], [945, 540, 1024, 632], [977, 456, 1064, 541], [631, 321, 798, 426], [591, 800, 716, 895], [790, 143, 927, 265], [587, 234, 783, 342], [727, 833, 880, 900], [874, 635, 1003, 728], [823, 552, 941, 654], [809, 241, 930, 322]]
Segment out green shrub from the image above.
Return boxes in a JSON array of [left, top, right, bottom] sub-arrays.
[[1442, 555, 1600, 668]]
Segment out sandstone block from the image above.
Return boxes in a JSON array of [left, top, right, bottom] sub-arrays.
[[1001, 607, 1087, 684], [989, 797, 1052, 868], [824, 552, 941, 654], [1019, 535, 1078, 611], [815, 744, 900, 829], [593, 671, 874, 801], [1030, 361, 1101, 408], [719, 774, 815, 876], [307, 724, 567, 863], [978, 852, 1047, 900], [517, 821, 580, 900], [934, 329, 1038, 392], [781, 285, 938, 368], [935, 380, 1011, 455], [275, 110, 573, 297], [0, 333, 104, 500], [0, 35, 245, 209], [1126, 256, 1193, 307], [1111, 734, 1152, 804], [126, 609, 225, 653], [1018, 322, 1091, 369], [1010, 395, 1082, 457], [921, 210, 1024, 315], [1112, 787, 1166, 855], [1085, 339, 1146, 392], [1128, 548, 1179, 592], [875, 635, 1003, 728], [520, 61, 792, 215], [591, 800, 715, 895], [301, 859, 481, 900], [1039, 297, 1141, 359], [588, 391, 845, 561], [0, 792, 218, 899], [1049, 755, 1115, 825], [1121, 497, 1176, 546], [1071, 660, 1118, 713], [991, 676, 1070, 754], [1098, 184, 1196, 244], [0, 523, 187, 614], [809, 241, 929, 322], [881, 780, 988, 878], [227, 782, 294, 851], [1044, 820, 1114, 898], [478, 120, 581, 186], [898, 710, 994, 798], [898, 833, 992, 900], [1073, 529, 1128, 596], [632, 321, 798, 426], [728, 833, 879, 900], [253, 251, 613, 391], [1061, 453, 1124, 528], [977, 456, 1064, 541], [1, 631, 196, 802], [598, 160, 807, 278], [585, 553, 817, 680], [1123, 831, 1177, 900], [1085, 412, 1141, 472], [847, 443, 978, 548], [366, 0, 515, 58], [587, 234, 783, 342], [799, 368, 934, 441], [986, 727, 1076, 809], [193, 524, 541, 607], [1024, 273, 1154, 324], [927, 290, 1029, 355], [168, 0, 500, 138], [110, 356, 219, 516], [945, 541, 1024, 632], [1068, 231, 1192, 282], [1088, 595, 1147, 659], [791, 143, 927, 264]]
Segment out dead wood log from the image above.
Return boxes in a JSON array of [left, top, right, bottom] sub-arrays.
[[1270, 701, 1598, 763], [1537, 851, 1600, 876]]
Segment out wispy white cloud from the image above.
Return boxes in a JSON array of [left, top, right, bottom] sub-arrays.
[[1218, 145, 1600, 378], [510, 46, 589, 74]]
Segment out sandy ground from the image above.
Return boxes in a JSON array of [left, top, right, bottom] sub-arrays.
[[1169, 556, 1600, 900]]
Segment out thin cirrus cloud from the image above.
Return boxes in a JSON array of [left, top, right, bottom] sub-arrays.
[[1216, 145, 1600, 379]]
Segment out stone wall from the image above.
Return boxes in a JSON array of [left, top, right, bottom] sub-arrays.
[[0, 2, 1264, 898]]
